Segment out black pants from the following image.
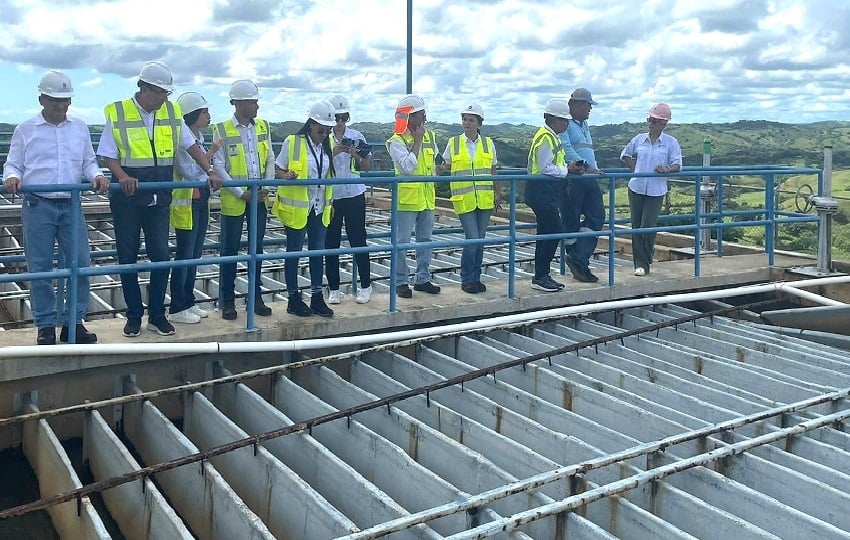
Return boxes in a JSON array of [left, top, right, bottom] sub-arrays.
[[325, 193, 371, 289], [528, 201, 563, 280]]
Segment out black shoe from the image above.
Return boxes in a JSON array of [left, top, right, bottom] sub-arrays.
[[254, 298, 272, 316], [123, 318, 142, 338], [60, 324, 97, 344], [310, 295, 334, 318], [146, 317, 176, 336], [37, 327, 56, 345], [566, 255, 598, 283], [413, 281, 441, 294], [461, 282, 480, 294], [475, 281, 487, 292], [221, 301, 237, 320], [396, 284, 413, 298], [286, 296, 313, 317]]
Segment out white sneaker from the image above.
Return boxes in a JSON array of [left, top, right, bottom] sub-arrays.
[[634, 267, 646, 276], [328, 290, 343, 304], [169, 308, 201, 324], [355, 285, 372, 304], [190, 305, 209, 318]]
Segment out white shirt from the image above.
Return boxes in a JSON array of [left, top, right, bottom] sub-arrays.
[[387, 132, 422, 176], [330, 126, 368, 200], [440, 132, 499, 170], [3, 112, 102, 199], [175, 129, 209, 184], [275, 134, 332, 215], [212, 115, 276, 199], [621, 132, 683, 197]]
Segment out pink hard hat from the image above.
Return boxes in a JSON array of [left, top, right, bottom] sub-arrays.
[[649, 103, 672, 121]]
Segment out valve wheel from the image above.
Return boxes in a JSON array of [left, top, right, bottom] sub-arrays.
[[794, 184, 815, 213]]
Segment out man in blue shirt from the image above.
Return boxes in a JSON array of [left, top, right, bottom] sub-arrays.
[[559, 88, 605, 283]]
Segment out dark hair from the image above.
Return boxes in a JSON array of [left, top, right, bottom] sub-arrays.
[[183, 108, 203, 127], [295, 119, 336, 178]]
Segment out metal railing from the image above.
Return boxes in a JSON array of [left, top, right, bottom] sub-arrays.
[[0, 165, 823, 340]]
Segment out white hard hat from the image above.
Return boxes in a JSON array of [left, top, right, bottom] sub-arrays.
[[328, 94, 350, 114], [176, 92, 209, 115], [308, 100, 336, 127], [460, 103, 483, 120], [397, 94, 425, 113], [38, 70, 74, 98], [544, 98, 570, 119], [229, 79, 260, 101], [138, 61, 174, 93]]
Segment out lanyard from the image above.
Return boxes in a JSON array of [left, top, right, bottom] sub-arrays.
[[307, 140, 324, 179]]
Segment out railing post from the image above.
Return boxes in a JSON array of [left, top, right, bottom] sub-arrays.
[[388, 179, 399, 313], [814, 145, 838, 273], [245, 182, 259, 332], [699, 139, 715, 252], [507, 177, 517, 299], [66, 187, 81, 343]]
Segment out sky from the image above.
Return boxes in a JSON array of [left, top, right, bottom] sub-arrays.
[[0, 0, 849, 128]]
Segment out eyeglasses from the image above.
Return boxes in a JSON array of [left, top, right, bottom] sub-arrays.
[[315, 127, 329, 135], [150, 87, 172, 96]]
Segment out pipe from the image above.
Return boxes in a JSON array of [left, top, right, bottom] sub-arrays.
[[779, 285, 845, 306], [4, 275, 850, 359]]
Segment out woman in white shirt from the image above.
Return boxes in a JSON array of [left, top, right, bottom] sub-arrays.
[[273, 101, 336, 317], [325, 95, 373, 305], [620, 103, 682, 277]]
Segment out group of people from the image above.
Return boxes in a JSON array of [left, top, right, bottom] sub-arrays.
[[526, 88, 683, 291], [2, 61, 681, 345]]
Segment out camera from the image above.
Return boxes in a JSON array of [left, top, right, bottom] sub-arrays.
[[575, 160, 588, 169], [355, 141, 371, 158], [341, 137, 356, 148]]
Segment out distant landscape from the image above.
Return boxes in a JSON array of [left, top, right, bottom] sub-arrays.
[[3, 119, 849, 261]]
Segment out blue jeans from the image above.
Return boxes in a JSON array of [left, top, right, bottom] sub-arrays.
[[22, 194, 90, 328], [218, 202, 267, 304], [285, 211, 327, 296], [170, 198, 209, 314], [392, 209, 434, 285], [560, 179, 605, 268], [458, 209, 491, 284], [110, 200, 170, 320]]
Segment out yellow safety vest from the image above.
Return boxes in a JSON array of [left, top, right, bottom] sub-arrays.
[[104, 99, 181, 168], [213, 118, 271, 217], [273, 134, 333, 229], [170, 145, 209, 231], [385, 131, 437, 212], [447, 134, 495, 214], [527, 126, 565, 174]]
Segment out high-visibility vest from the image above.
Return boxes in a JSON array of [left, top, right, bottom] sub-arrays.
[[104, 99, 181, 168], [213, 118, 271, 217], [527, 126, 565, 174], [273, 134, 333, 229], [447, 134, 495, 214], [170, 146, 210, 231], [385, 131, 437, 212]]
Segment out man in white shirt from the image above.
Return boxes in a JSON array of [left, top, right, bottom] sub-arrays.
[[2, 70, 108, 345], [97, 61, 219, 338], [212, 80, 276, 321]]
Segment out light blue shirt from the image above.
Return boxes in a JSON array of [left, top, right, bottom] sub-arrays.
[[558, 119, 597, 170]]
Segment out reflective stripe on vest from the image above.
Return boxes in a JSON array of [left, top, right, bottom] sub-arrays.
[[528, 127, 565, 174], [106, 99, 181, 168], [214, 119, 271, 217], [385, 131, 437, 212], [448, 134, 495, 214], [273, 134, 333, 229]]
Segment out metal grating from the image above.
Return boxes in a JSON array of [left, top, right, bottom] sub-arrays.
[[5, 302, 850, 538]]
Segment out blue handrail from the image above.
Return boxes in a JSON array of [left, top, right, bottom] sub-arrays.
[[0, 165, 822, 339]]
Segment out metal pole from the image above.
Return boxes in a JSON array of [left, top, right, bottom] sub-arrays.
[[699, 139, 714, 253], [814, 145, 837, 273], [406, 0, 413, 94]]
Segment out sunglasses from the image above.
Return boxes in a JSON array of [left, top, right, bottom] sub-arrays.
[[649, 118, 667, 125], [314, 127, 330, 134]]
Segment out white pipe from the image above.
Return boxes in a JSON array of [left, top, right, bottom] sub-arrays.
[[779, 285, 845, 306], [4, 275, 850, 359]]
